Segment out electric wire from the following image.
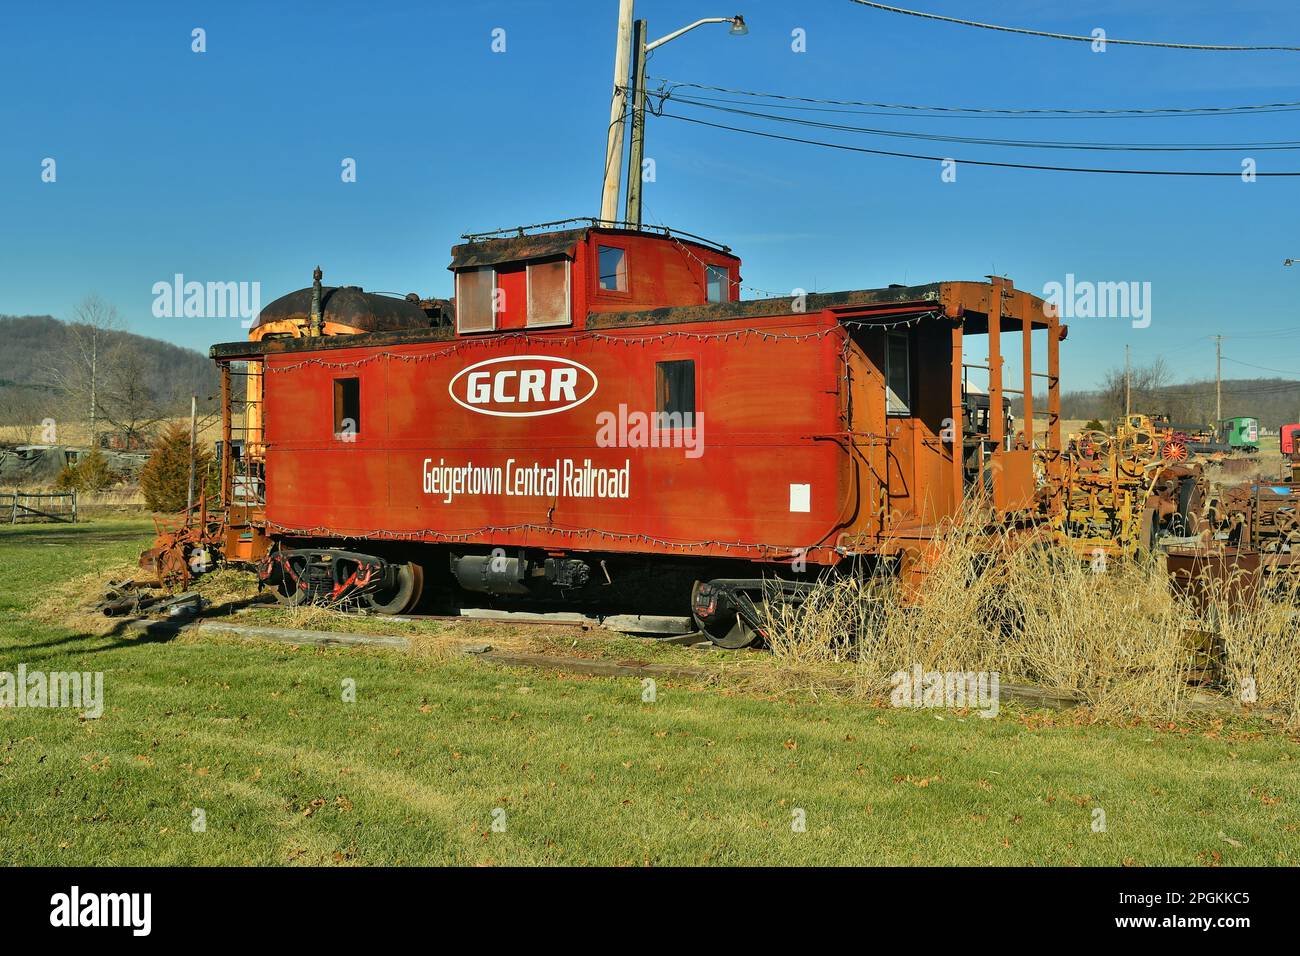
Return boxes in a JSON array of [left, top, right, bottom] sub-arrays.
[[663, 95, 1300, 152], [656, 110, 1300, 176], [848, 1, 1300, 53], [649, 78, 1300, 118]]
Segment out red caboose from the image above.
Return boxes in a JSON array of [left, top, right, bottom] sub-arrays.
[[1281, 423, 1300, 458], [207, 219, 1063, 646]]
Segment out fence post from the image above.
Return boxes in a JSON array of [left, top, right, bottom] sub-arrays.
[[71, 489, 78, 524], [9, 493, 16, 526]]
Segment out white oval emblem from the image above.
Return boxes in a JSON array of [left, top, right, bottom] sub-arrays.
[[448, 355, 599, 418]]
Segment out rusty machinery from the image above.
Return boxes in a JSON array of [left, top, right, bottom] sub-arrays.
[[1209, 481, 1300, 575], [1048, 428, 1206, 562], [137, 494, 229, 590]]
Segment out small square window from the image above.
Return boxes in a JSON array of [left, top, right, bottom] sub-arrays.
[[885, 331, 910, 415], [456, 267, 496, 333], [655, 359, 696, 428], [705, 264, 729, 303], [334, 377, 360, 439], [598, 245, 627, 292]]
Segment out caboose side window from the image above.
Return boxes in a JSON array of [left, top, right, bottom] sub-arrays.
[[526, 258, 571, 327], [885, 331, 910, 415], [705, 264, 729, 304], [598, 245, 628, 292], [456, 267, 496, 333], [655, 360, 696, 427], [333, 377, 360, 439]]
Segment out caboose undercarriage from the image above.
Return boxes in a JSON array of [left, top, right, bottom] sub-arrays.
[[255, 535, 824, 647]]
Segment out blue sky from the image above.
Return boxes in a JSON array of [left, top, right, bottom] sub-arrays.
[[2, 0, 1298, 389]]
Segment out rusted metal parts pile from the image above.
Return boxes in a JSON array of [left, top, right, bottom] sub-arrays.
[[1049, 426, 1206, 563], [1049, 415, 1299, 599]]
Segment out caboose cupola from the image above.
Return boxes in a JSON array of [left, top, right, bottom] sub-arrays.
[[448, 218, 741, 335]]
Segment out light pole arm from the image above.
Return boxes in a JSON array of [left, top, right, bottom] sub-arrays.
[[625, 13, 745, 229], [646, 17, 733, 51]]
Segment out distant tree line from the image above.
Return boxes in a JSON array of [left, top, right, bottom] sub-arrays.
[[0, 298, 219, 446], [1012, 358, 1300, 431]]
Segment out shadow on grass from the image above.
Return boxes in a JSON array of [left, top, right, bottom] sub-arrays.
[[14, 592, 276, 664]]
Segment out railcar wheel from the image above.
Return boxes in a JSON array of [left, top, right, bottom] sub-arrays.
[[363, 562, 424, 615], [698, 610, 762, 649], [271, 553, 312, 606]]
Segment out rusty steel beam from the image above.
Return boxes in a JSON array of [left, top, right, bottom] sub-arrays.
[[1047, 315, 1063, 483], [220, 362, 232, 513], [951, 320, 964, 511], [1020, 291, 1033, 447], [987, 277, 1005, 508]]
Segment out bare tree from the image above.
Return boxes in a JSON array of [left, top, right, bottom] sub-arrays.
[[96, 343, 166, 446], [1099, 357, 1170, 424], [0, 387, 49, 444], [45, 294, 123, 445]]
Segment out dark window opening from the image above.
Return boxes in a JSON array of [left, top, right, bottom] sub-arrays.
[[334, 377, 360, 439], [885, 331, 910, 416], [655, 359, 696, 428]]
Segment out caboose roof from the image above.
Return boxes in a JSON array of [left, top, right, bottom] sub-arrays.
[[208, 280, 1050, 361], [448, 218, 738, 271]]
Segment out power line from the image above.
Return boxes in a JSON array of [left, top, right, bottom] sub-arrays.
[[1219, 325, 1300, 339], [665, 96, 1300, 152], [848, 1, 1300, 53], [1159, 378, 1300, 395], [650, 78, 1300, 119], [656, 110, 1300, 176], [660, 89, 1300, 123], [1223, 355, 1300, 375]]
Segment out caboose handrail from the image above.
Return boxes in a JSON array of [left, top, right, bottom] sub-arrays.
[[459, 217, 731, 253]]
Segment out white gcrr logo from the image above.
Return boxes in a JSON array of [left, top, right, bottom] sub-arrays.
[[467, 366, 577, 405], [449, 355, 598, 418]]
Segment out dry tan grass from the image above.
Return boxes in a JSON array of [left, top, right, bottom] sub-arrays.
[[29, 559, 143, 636], [763, 512, 1300, 724], [1216, 575, 1300, 723], [0, 416, 224, 448]]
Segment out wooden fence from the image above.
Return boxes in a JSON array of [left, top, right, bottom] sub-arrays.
[[0, 491, 77, 524]]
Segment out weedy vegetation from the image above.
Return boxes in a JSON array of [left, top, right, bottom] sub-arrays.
[[763, 513, 1300, 724]]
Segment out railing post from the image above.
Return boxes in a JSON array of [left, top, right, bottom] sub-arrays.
[[987, 279, 1004, 510]]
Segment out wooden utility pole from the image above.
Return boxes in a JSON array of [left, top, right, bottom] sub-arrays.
[[624, 18, 649, 229], [1124, 344, 1131, 418], [1215, 335, 1223, 435], [598, 0, 635, 225], [89, 329, 97, 448], [187, 394, 198, 511]]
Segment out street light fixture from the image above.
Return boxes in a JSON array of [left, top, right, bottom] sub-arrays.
[[645, 15, 746, 52], [1285, 258, 1297, 266], [625, 14, 747, 228]]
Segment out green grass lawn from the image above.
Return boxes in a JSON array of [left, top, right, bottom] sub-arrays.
[[0, 517, 1297, 866]]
